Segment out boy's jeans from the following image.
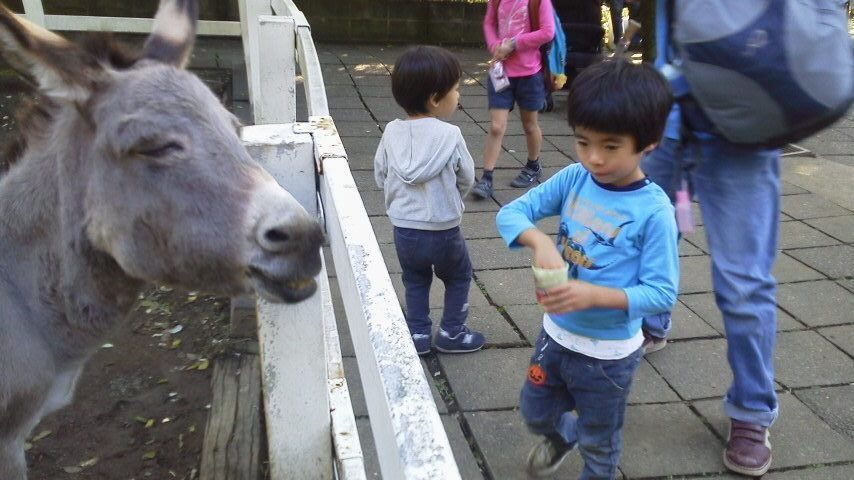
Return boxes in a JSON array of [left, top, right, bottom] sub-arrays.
[[520, 330, 643, 480], [642, 138, 780, 427], [393, 226, 472, 336]]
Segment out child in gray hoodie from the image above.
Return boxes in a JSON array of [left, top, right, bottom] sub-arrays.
[[374, 45, 485, 355]]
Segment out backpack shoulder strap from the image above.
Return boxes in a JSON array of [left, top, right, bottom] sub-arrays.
[[528, 0, 541, 30]]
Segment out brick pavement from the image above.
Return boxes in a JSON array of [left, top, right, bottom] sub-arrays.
[[320, 44, 854, 479]]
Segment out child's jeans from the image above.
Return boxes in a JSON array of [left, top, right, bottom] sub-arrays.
[[641, 137, 780, 427], [393, 226, 472, 336], [520, 329, 643, 480]]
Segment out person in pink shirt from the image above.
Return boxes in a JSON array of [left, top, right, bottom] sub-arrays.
[[471, 0, 556, 199]]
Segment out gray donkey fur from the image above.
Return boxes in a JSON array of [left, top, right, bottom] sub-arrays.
[[0, 1, 323, 477]]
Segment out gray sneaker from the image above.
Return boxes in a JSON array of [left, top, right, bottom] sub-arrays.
[[510, 164, 542, 188], [470, 177, 493, 199], [526, 437, 575, 478]]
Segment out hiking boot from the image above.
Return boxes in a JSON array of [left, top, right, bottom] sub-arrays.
[[723, 420, 772, 477], [470, 177, 493, 199], [526, 436, 575, 478], [411, 333, 431, 356], [434, 326, 485, 353], [510, 164, 542, 188], [642, 331, 667, 354]]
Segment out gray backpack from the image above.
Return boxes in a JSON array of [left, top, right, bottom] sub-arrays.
[[669, 0, 854, 147]]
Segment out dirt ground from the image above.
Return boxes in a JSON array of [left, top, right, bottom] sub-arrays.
[[25, 287, 235, 480]]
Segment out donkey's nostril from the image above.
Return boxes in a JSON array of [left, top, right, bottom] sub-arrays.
[[264, 228, 290, 244]]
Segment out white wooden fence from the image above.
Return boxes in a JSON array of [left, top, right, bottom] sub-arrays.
[[16, 0, 462, 478], [242, 1, 462, 478]]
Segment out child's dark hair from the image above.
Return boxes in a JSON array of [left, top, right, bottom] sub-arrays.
[[567, 59, 673, 152], [392, 45, 462, 115]]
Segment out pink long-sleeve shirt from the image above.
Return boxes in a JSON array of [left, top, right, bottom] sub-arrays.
[[483, 0, 555, 78]]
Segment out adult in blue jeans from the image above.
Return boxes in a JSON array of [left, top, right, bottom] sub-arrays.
[[642, 129, 780, 477]]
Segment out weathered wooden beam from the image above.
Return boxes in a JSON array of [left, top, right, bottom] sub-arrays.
[[200, 354, 263, 480]]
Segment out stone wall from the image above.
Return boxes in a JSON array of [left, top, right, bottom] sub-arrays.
[[294, 0, 488, 45], [14, 1, 486, 45], [9, 1, 239, 21]]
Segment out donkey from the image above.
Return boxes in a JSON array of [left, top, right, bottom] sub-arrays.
[[0, 1, 324, 477]]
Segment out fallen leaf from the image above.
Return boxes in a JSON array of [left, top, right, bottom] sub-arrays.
[[142, 451, 157, 460], [168, 325, 184, 334], [187, 358, 209, 371], [31, 430, 52, 442], [24, 442, 32, 451], [145, 419, 155, 428], [63, 466, 82, 473], [101, 343, 114, 349], [79, 457, 99, 468], [170, 339, 182, 349]]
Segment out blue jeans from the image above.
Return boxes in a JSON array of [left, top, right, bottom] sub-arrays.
[[641, 137, 780, 427], [394, 226, 472, 336], [520, 330, 643, 480]]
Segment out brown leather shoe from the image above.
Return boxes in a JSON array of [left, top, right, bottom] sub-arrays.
[[723, 420, 772, 477]]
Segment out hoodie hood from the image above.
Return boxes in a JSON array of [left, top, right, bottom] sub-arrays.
[[382, 118, 462, 185]]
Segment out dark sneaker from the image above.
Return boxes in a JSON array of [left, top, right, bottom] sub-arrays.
[[510, 164, 542, 188], [642, 331, 667, 354], [723, 420, 772, 477], [434, 326, 485, 353], [411, 333, 431, 356], [526, 437, 575, 478], [470, 177, 493, 199]]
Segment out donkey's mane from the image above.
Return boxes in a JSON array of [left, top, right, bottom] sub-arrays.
[[0, 33, 141, 174]]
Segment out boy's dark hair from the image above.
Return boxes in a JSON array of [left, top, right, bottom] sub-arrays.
[[567, 59, 673, 152], [392, 45, 462, 115]]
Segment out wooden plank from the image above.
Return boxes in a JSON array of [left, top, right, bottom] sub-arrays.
[[243, 125, 329, 480], [318, 144, 461, 479], [320, 257, 367, 480], [271, 0, 308, 28], [241, 124, 317, 218], [238, 0, 272, 114], [229, 294, 257, 339], [21, 0, 45, 26], [296, 30, 329, 117], [39, 15, 241, 35], [200, 354, 263, 480], [255, 16, 296, 124], [256, 264, 332, 480]]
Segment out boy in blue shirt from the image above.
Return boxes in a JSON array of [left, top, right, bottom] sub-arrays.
[[496, 59, 677, 479]]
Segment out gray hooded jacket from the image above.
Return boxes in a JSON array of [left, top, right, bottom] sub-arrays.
[[374, 117, 475, 230]]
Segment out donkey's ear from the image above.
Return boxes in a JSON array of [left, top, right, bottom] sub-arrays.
[[0, 5, 104, 102], [143, 0, 198, 68]]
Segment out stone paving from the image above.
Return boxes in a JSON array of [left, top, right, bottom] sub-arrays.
[[315, 44, 854, 479]]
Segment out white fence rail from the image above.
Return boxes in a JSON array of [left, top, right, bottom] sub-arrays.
[[20, 0, 242, 35]]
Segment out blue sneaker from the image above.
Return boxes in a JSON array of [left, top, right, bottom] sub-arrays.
[[434, 326, 485, 353], [412, 333, 431, 355]]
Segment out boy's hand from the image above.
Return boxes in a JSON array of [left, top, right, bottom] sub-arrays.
[[532, 245, 565, 270], [537, 280, 595, 313], [538, 281, 629, 314]]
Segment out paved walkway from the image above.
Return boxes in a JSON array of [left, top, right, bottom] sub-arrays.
[[316, 44, 854, 479]]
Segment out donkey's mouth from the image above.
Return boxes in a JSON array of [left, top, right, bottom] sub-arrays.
[[249, 267, 317, 303]]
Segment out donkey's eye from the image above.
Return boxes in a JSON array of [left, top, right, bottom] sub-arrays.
[[136, 142, 184, 157]]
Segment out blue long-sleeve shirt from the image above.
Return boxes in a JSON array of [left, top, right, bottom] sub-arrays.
[[496, 163, 679, 340]]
